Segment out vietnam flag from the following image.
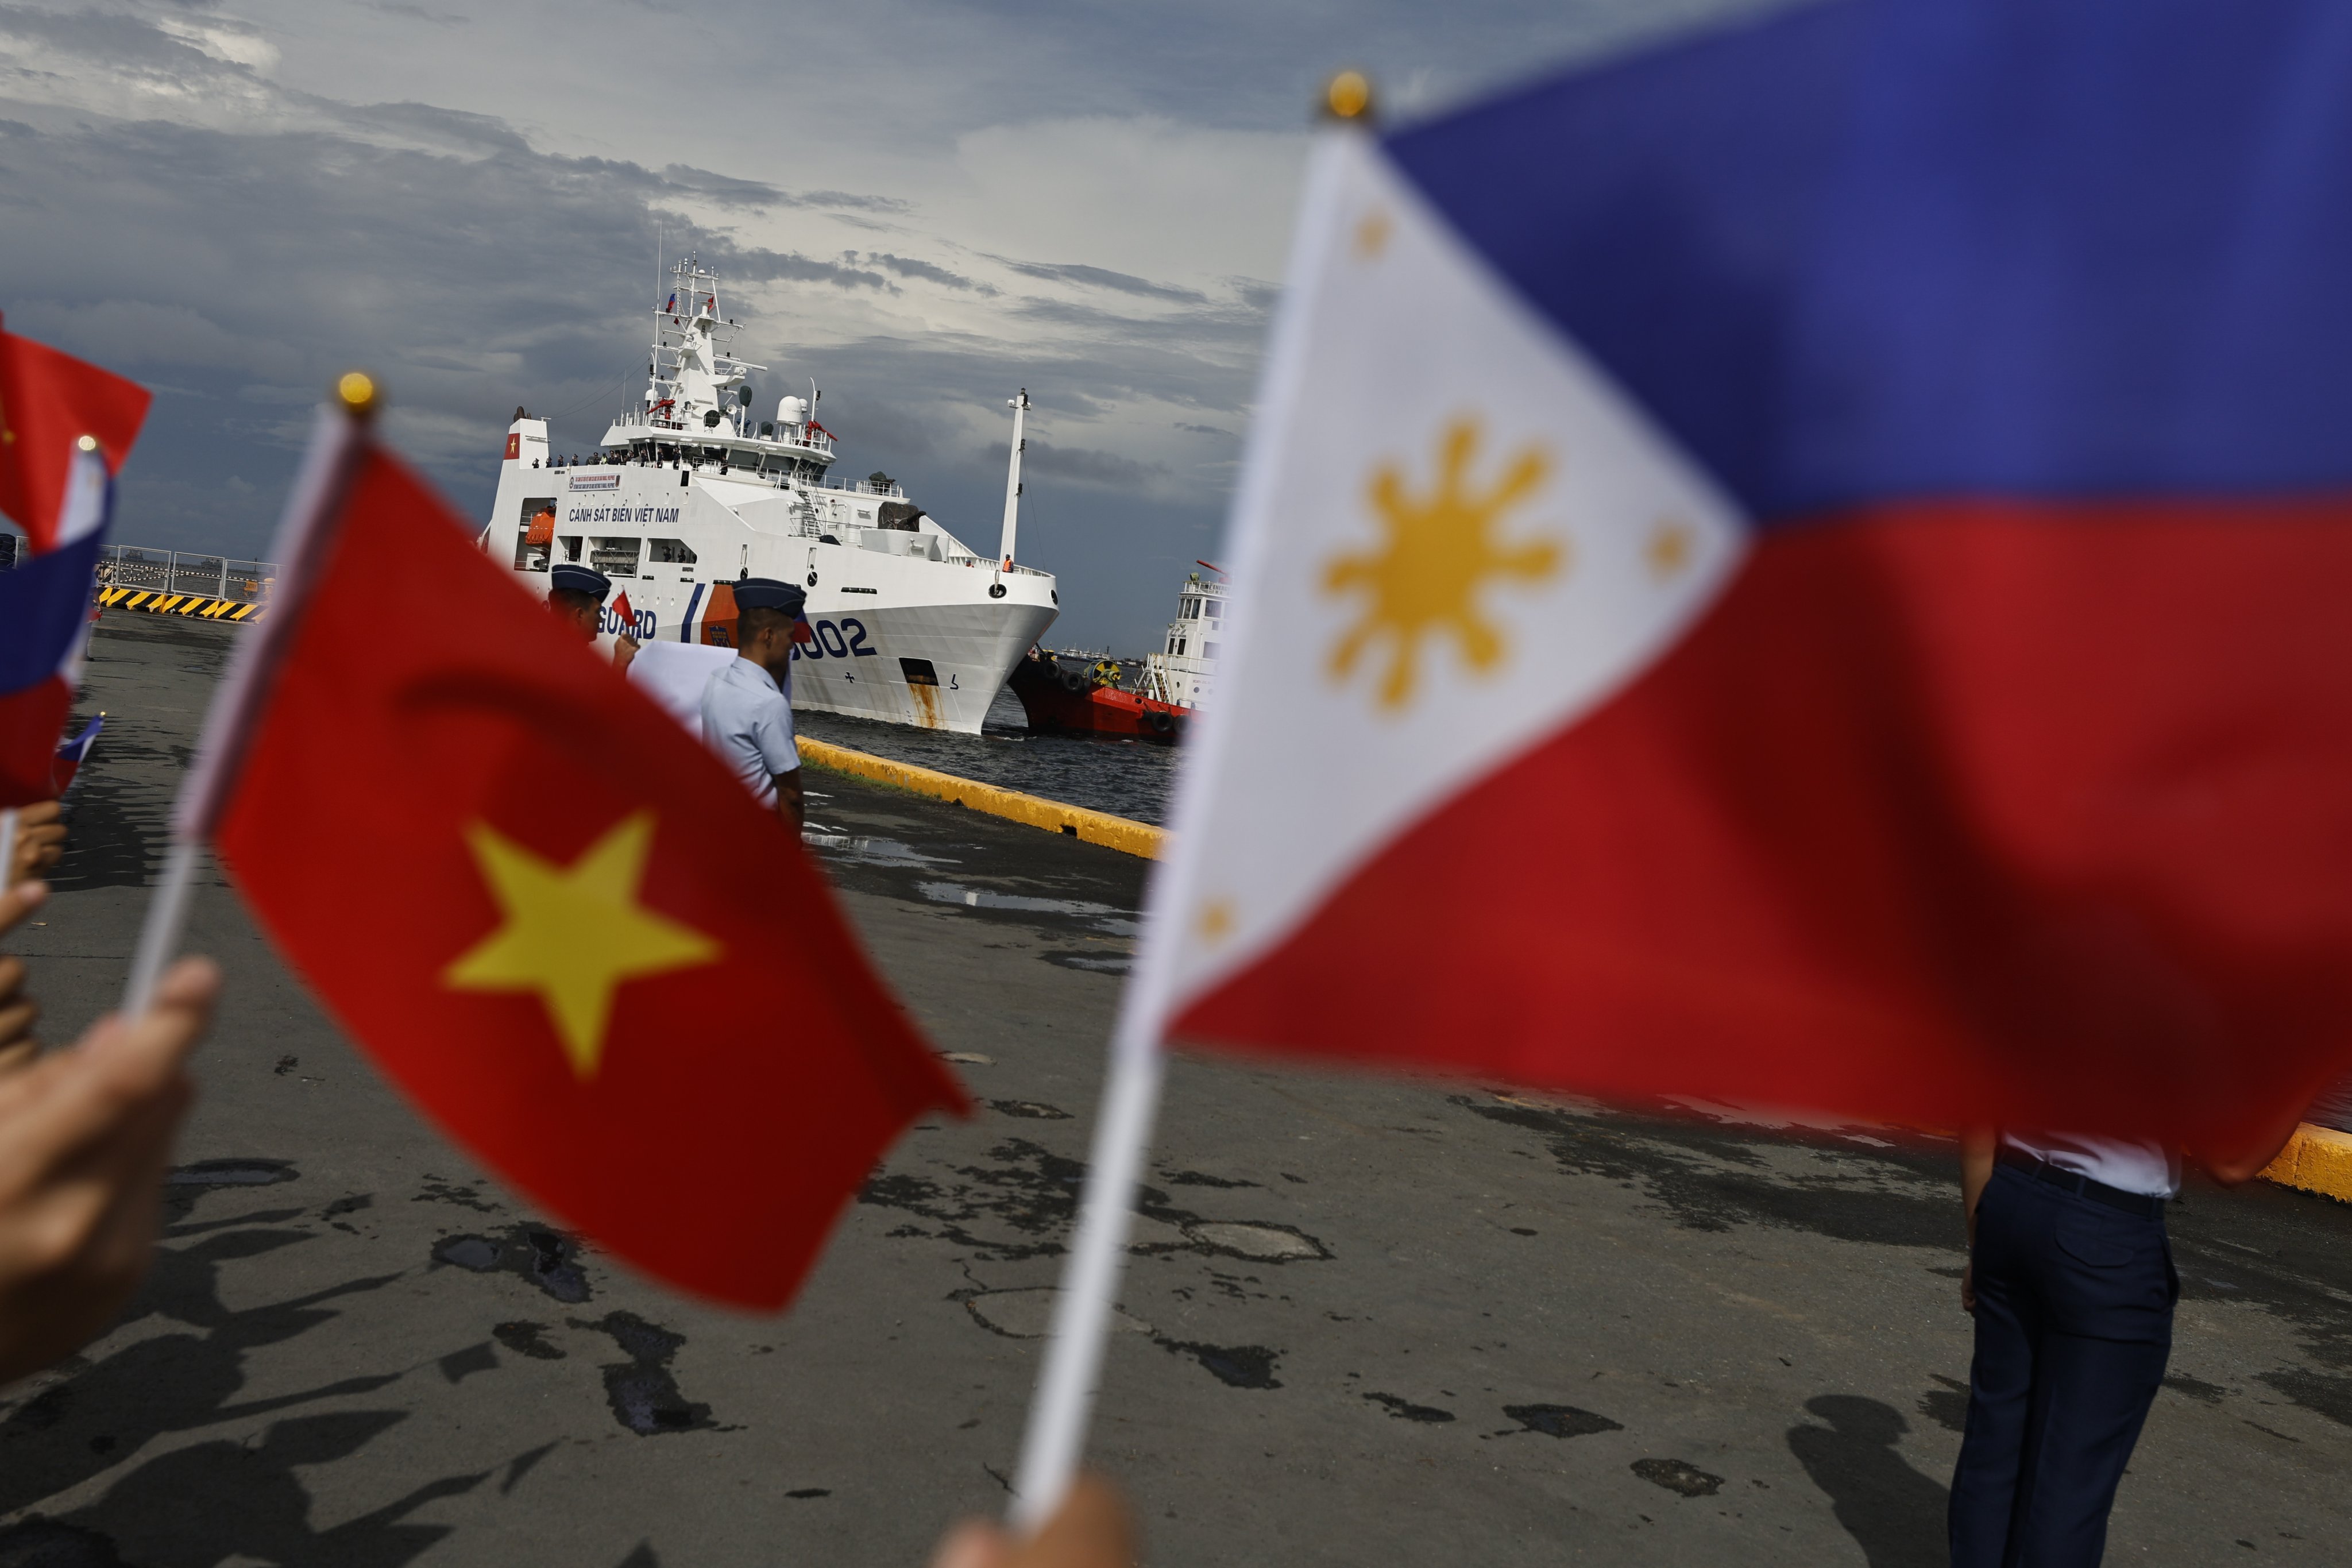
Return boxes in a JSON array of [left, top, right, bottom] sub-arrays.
[[0, 314, 150, 551], [1137, 0, 2352, 1167], [185, 403, 965, 1307]]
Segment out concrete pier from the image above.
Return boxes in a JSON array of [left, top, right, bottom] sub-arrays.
[[3, 613, 2348, 1566]]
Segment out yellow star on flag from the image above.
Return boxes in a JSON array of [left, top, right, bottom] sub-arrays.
[[444, 810, 721, 1079]]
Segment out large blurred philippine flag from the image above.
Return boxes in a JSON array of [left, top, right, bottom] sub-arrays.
[[1146, 0, 2352, 1164]]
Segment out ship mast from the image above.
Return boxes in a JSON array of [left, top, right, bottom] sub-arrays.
[[999, 388, 1029, 569]]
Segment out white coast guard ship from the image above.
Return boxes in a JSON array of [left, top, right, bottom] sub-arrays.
[[484, 256, 1058, 732]]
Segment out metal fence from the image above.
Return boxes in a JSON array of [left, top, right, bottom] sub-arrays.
[[97, 544, 276, 603]]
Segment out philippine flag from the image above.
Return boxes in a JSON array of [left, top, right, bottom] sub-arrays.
[[51, 714, 103, 797], [1140, 0, 2352, 1165], [0, 450, 111, 806]]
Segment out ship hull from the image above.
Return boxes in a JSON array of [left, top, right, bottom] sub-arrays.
[[488, 454, 1057, 736], [1008, 652, 1187, 743]]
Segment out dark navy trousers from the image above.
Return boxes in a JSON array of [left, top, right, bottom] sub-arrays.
[[1948, 1163, 2177, 1567]]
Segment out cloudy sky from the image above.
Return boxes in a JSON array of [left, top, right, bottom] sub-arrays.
[[1, 0, 1782, 648]]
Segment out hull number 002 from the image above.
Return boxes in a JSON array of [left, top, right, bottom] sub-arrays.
[[793, 617, 875, 660]]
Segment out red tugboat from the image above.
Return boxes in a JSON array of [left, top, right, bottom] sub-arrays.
[[1006, 564, 1225, 743], [1007, 647, 1188, 741]]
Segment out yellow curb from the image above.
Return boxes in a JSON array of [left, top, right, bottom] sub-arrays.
[[795, 736, 1165, 859], [2259, 1122, 2352, 1203]]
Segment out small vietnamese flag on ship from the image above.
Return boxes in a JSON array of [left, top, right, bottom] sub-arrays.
[[179, 387, 965, 1308]]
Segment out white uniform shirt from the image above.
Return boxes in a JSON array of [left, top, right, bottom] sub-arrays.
[[701, 655, 798, 804], [2000, 1130, 2181, 1199]]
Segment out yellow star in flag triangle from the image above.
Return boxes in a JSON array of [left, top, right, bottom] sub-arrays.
[[1646, 519, 1694, 580], [444, 810, 721, 1080], [1197, 899, 1235, 944], [1326, 418, 1563, 710]]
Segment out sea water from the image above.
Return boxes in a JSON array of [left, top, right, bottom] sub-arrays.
[[793, 687, 1181, 826]]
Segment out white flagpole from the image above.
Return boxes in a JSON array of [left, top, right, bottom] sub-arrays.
[[117, 378, 376, 1017], [1006, 1013, 1167, 1532], [0, 808, 16, 891]]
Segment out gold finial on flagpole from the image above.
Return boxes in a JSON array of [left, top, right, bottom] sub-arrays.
[[76, 434, 98, 453], [1323, 69, 1374, 123], [336, 371, 379, 418]]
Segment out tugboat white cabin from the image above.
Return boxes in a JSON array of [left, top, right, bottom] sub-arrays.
[[1138, 567, 1226, 710], [484, 256, 1059, 732]]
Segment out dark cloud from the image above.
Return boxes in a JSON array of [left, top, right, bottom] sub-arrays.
[[1176, 422, 1234, 438], [854, 252, 996, 292], [998, 259, 1207, 304]]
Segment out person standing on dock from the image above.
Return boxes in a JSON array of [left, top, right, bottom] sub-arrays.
[[545, 561, 638, 672], [701, 577, 808, 829]]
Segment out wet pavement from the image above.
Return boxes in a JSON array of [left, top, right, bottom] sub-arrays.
[[3, 614, 2349, 1566]]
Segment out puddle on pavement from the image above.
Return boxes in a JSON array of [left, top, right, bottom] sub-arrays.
[[1182, 1222, 1329, 1262], [432, 1226, 592, 1304], [1632, 1457, 1724, 1497], [1154, 1337, 1283, 1389], [989, 1100, 1071, 1121], [1503, 1403, 1623, 1439], [1365, 1392, 1455, 1423], [1043, 952, 1132, 975], [915, 881, 1139, 934], [167, 1159, 296, 1187], [801, 831, 947, 867], [569, 1311, 715, 1435]]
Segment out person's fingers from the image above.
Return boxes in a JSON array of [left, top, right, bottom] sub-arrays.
[[9, 825, 63, 887], [1022, 1476, 1134, 1568], [70, 1077, 194, 1292], [14, 801, 60, 829], [0, 958, 216, 1192], [0, 994, 38, 1052], [930, 1521, 1013, 1568], [0, 879, 48, 936]]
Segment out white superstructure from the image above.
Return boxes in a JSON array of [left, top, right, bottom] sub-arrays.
[[485, 256, 1058, 732], [1138, 568, 1225, 709]]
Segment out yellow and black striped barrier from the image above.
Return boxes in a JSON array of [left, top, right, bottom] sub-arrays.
[[96, 587, 266, 622]]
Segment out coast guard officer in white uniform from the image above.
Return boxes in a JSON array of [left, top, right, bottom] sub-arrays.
[[701, 577, 810, 828]]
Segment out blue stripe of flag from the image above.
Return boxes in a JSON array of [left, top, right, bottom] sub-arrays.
[[0, 531, 102, 694], [1383, 0, 2352, 524]]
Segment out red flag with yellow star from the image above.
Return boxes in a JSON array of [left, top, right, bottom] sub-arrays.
[[194, 410, 965, 1308]]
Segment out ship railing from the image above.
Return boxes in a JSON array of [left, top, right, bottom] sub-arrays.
[[94, 544, 277, 603]]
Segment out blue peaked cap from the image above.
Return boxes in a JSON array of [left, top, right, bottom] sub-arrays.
[[550, 562, 611, 600], [734, 577, 806, 616]]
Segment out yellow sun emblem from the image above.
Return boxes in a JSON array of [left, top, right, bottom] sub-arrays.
[[1324, 419, 1563, 709]]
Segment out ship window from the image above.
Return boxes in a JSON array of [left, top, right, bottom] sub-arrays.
[[648, 538, 697, 565], [590, 536, 642, 576], [1204, 643, 1220, 659], [559, 535, 583, 562], [1176, 638, 1187, 656]]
